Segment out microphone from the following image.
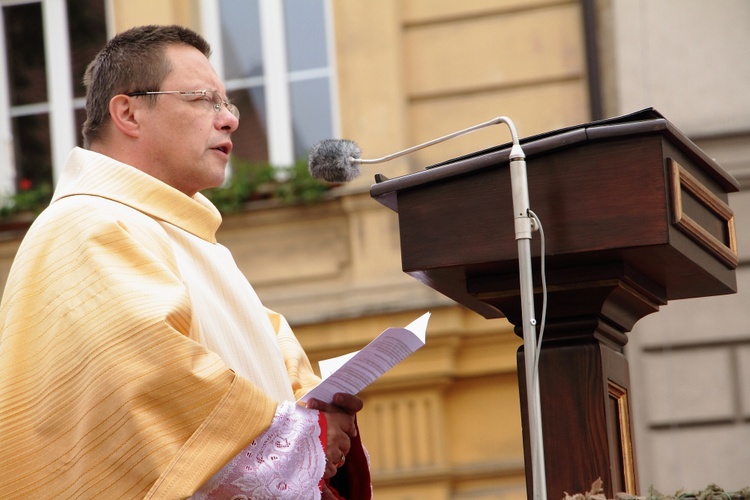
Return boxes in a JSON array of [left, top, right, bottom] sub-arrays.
[[307, 139, 362, 183], [308, 116, 524, 183]]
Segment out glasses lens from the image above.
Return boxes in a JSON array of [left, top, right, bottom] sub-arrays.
[[208, 91, 240, 120], [207, 91, 222, 113], [228, 103, 240, 120]]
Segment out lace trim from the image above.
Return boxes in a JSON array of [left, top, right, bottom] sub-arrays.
[[191, 401, 325, 500]]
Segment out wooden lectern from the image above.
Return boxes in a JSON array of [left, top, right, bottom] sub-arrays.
[[369, 109, 739, 499]]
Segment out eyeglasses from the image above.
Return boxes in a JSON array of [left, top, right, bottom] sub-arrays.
[[126, 90, 240, 120]]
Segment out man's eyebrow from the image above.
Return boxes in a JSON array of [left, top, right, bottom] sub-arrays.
[[215, 89, 234, 103]]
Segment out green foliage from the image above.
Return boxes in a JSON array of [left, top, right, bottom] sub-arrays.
[[0, 180, 52, 218], [203, 158, 330, 214], [564, 479, 750, 500], [614, 485, 750, 500], [0, 159, 330, 222], [272, 158, 331, 205]]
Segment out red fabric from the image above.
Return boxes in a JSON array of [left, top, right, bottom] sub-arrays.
[[317, 412, 332, 496], [317, 415, 371, 499], [318, 411, 328, 448]]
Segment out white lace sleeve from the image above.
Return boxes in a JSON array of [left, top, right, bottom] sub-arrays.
[[190, 400, 326, 500]]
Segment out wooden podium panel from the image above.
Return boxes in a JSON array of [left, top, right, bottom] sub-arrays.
[[370, 109, 739, 498]]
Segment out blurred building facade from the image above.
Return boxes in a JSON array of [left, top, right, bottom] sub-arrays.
[[0, 0, 747, 498]]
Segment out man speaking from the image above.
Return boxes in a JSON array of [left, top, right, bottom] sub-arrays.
[[0, 24, 369, 499]]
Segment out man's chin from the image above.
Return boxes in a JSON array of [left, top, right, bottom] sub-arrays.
[[201, 171, 228, 193]]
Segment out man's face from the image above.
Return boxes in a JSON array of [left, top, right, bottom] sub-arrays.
[[135, 44, 239, 197]]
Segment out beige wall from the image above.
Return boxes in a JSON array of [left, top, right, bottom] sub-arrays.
[[332, 0, 590, 191], [111, 0, 200, 32]]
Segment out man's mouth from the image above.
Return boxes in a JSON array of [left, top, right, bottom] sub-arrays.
[[212, 143, 232, 155]]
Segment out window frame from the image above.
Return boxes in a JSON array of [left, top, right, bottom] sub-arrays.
[[202, 0, 340, 167], [0, 0, 113, 195], [0, 0, 336, 196]]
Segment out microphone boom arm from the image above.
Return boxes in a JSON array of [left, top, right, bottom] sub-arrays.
[[353, 116, 521, 164]]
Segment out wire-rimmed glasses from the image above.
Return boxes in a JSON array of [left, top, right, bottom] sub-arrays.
[[126, 90, 240, 120]]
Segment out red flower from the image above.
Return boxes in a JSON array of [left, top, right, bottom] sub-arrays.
[[19, 178, 32, 191]]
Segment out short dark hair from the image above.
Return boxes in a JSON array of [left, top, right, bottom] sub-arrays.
[[81, 25, 211, 148]]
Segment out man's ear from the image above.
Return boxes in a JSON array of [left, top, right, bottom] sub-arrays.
[[108, 94, 141, 138]]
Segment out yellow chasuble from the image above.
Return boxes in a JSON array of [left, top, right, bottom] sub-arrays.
[[0, 148, 321, 499]]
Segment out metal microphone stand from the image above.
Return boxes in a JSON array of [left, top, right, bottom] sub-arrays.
[[505, 121, 547, 500]]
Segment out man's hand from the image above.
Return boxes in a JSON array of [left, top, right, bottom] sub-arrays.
[[307, 393, 363, 478], [328, 392, 364, 415]]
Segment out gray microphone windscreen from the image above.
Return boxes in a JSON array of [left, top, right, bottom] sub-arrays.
[[308, 139, 362, 183]]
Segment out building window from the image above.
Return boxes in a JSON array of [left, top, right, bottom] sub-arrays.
[[0, 0, 333, 198], [0, 0, 107, 196], [217, 0, 337, 166]]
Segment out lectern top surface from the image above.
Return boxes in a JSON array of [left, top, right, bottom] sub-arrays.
[[370, 108, 739, 209]]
